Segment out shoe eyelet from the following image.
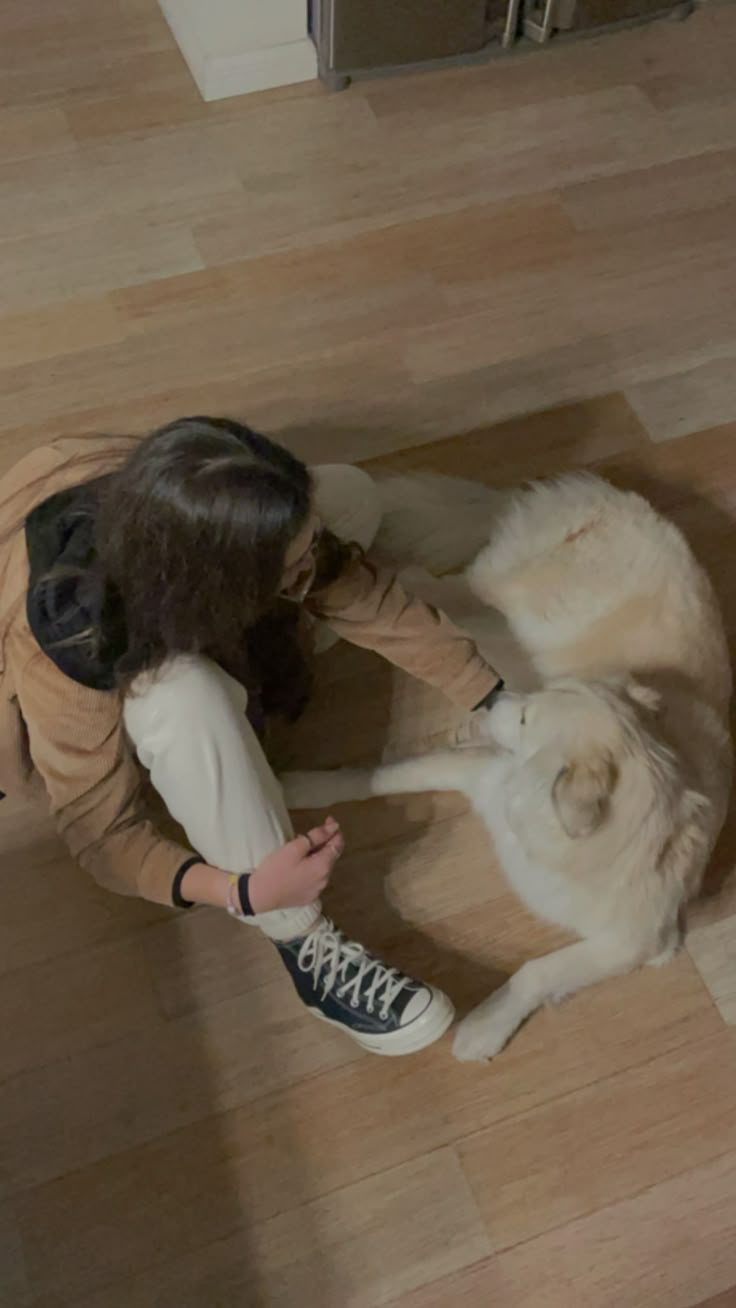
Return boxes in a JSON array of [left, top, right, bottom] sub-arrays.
[[350, 999, 359, 1009]]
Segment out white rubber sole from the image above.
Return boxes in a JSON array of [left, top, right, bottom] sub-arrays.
[[306, 992, 456, 1056]]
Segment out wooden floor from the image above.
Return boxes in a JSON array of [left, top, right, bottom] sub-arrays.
[[2, 2, 736, 1305]]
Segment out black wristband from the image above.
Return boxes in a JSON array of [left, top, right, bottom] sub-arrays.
[[236, 873, 256, 918], [171, 855, 203, 909], [473, 679, 506, 712]]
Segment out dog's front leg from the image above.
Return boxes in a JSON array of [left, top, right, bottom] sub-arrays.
[[281, 749, 490, 811], [453, 932, 652, 1062]]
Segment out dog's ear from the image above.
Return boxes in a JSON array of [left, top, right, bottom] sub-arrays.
[[552, 752, 618, 839], [627, 681, 662, 714]]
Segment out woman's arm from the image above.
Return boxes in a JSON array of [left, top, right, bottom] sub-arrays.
[[16, 641, 344, 912], [16, 645, 199, 905], [180, 819, 343, 912], [306, 550, 502, 709]]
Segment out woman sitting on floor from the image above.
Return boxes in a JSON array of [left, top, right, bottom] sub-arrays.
[[0, 417, 504, 1055]]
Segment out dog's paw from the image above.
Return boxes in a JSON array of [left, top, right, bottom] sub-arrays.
[[452, 985, 519, 1062]]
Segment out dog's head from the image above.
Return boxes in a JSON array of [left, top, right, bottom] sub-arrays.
[[485, 678, 707, 877]]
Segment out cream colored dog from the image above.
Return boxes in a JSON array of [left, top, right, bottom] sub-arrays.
[[283, 474, 732, 1061]]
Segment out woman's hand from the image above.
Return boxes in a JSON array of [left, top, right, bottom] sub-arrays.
[[454, 709, 494, 747], [248, 817, 344, 913]]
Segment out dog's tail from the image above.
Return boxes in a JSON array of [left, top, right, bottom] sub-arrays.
[[373, 472, 502, 575]]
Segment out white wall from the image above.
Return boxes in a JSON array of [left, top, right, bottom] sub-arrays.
[[158, 0, 318, 101]]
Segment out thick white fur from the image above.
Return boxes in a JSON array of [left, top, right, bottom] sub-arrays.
[[283, 474, 732, 1061]]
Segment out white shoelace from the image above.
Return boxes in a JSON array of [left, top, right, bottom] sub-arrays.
[[297, 920, 411, 1020]]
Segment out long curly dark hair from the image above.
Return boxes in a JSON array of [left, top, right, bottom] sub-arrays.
[[97, 416, 323, 719]]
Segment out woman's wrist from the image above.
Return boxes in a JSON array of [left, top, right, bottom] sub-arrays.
[[178, 861, 232, 909], [245, 867, 280, 914], [178, 860, 270, 914], [226, 872, 260, 918]]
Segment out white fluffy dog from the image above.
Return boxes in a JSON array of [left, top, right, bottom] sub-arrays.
[[283, 474, 732, 1061]]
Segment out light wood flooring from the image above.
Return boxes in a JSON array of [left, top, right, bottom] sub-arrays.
[[2, 2, 736, 1305]]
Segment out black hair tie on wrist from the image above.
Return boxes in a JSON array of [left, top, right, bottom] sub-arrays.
[[171, 855, 203, 909], [237, 873, 255, 918]]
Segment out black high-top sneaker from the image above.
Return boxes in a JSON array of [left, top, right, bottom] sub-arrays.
[[275, 918, 454, 1055]]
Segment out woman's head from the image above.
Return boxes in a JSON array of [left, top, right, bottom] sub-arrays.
[[98, 416, 314, 684]]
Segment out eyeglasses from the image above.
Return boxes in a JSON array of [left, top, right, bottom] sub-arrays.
[[280, 518, 323, 600], [287, 519, 323, 576]]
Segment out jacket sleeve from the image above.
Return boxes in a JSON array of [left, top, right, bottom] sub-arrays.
[[305, 548, 500, 709], [15, 647, 192, 906]]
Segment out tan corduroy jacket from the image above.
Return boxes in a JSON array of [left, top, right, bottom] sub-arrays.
[[0, 435, 499, 906]]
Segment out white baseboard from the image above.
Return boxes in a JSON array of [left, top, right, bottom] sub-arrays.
[[158, 0, 318, 101], [198, 38, 317, 101]]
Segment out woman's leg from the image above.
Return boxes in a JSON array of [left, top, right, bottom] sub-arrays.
[[123, 655, 319, 941], [124, 654, 455, 1054]]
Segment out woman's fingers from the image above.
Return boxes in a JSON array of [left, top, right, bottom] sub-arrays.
[[251, 824, 345, 912], [300, 817, 340, 855], [310, 834, 344, 875]]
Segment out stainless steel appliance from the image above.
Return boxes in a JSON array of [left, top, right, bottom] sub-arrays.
[[309, 0, 490, 90], [309, 0, 694, 90]]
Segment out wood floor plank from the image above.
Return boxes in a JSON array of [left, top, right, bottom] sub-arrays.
[[141, 906, 286, 1020], [406, 202, 736, 380], [405, 303, 736, 438], [2, 4, 736, 1307], [390, 1149, 736, 1308], [595, 419, 736, 526], [11, 949, 718, 1300], [332, 808, 504, 928], [366, 5, 730, 124], [690, 1291, 736, 1308], [0, 336, 416, 460], [191, 95, 395, 264], [0, 104, 75, 165], [472, 1150, 736, 1308], [0, 797, 167, 977], [0, 935, 160, 1083], [0, 5, 183, 109], [63, 73, 326, 144], [0, 297, 125, 368], [459, 1033, 736, 1251], [0, 1202, 29, 1306], [33, 1149, 489, 1308], [114, 228, 448, 367], [370, 82, 659, 184], [368, 394, 651, 487], [650, 85, 736, 159], [687, 917, 736, 1025], [0, 119, 243, 244], [626, 355, 736, 444], [561, 148, 736, 232], [0, 217, 204, 315], [14, 1058, 461, 1301], [64, 85, 215, 143], [193, 79, 724, 267], [0, 977, 365, 1192]]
